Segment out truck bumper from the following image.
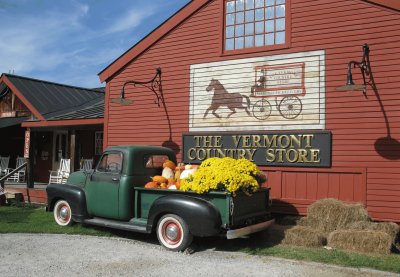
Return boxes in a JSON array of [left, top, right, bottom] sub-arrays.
[[226, 219, 275, 239]]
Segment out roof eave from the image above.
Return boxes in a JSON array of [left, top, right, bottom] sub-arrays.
[[98, 0, 211, 83], [0, 75, 45, 121], [21, 118, 104, 128]]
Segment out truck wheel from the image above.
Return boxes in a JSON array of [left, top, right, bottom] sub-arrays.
[[53, 200, 73, 226], [157, 214, 193, 251]]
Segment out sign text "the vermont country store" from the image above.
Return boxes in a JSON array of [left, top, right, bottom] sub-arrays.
[[183, 132, 331, 167]]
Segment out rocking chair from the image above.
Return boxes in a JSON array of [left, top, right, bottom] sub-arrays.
[[80, 159, 93, 171], [6, 157, 26, 182], [0, 156, 10, 178], [49, 159, 71, 184]]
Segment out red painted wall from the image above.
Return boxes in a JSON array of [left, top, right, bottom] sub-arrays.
[[104, 0, 400, 222]]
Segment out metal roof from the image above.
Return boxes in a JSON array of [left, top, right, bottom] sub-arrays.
[[3, 74, 104, 120], [47, 98, 104, 120], [0, 117, 29, 128]]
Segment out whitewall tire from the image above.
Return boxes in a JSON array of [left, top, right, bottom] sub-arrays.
[[53, 200, 73, 226], [156, 214, 193, 251]]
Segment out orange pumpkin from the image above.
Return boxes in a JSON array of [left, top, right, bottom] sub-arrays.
[[159, 183, 167, 189], [144, 181, 159, 189], [167, 178, 176, 185], [151, 176, 168, 184], [163, 160, 176, 170], [175, 179, 181, 190]]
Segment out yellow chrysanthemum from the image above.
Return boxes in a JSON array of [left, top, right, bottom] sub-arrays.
[[180, 157, 265, 194]]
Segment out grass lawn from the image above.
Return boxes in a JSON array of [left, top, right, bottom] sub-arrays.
[[1, 205, 400, 273]]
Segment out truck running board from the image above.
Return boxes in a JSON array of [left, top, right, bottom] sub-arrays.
[[83, 217, 150, 233]]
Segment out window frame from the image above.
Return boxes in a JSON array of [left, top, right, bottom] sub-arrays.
[[94, 131, 104, 156], [96, 151, 123, 174], [220, 0, 291, 56]]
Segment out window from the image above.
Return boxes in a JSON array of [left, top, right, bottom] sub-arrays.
[[224, 0, 287, 51], [144, 155, 170, 169], [97, 152, 122, 173], [95, 131, 103, 155]]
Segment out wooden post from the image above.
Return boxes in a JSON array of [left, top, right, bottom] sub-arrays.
[[69, 130, 76, 172], [26, 129, 34, 189]]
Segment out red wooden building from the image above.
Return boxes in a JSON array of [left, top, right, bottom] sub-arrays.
[[99, 0, 400, 222]]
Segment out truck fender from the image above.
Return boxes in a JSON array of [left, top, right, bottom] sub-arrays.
[[147, 194, 222, 237], [46, 184, 88, 222]]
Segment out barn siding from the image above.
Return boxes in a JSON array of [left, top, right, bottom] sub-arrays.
[[105, 0, 400, 222]]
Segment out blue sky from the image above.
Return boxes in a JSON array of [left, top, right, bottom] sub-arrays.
[[0, 0, 190, 88]]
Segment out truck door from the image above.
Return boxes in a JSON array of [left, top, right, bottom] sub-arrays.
[[85, 151, 123, 219]]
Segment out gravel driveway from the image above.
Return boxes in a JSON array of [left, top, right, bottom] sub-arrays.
[[0, 234, 396, 277]]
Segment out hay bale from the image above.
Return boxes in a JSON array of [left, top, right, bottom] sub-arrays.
[[282, 226, 327, 247], [276, 215, 301, 226], [346, 221, 399, 243], [304, 198, 369, 233], [328, 230, 392, 255]]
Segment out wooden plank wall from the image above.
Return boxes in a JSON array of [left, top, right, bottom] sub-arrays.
[[105, 0, 400, 222], [5, 188, 47, 204]]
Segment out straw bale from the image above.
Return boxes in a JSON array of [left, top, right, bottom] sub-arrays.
[[276, 216, 301, 226], [346, 221, 399, 243], [282, 226, 327, 247], [328, 230, 392, 255], [303, 198, 369, 233]]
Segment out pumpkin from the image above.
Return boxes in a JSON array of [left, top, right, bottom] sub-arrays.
[[175, 179, 181, 190], [163, 160, 176, 170], [162, 167, 174, 179], [180, 168, 197, 180], [159, 183, 167, 189], [151, 176, 168, 184], [144, 181, 159, 189], [167, 184, 177, 190], [167, 178, 176, 185], [176, 163, 185, 171], [174, 168, 182, 180]]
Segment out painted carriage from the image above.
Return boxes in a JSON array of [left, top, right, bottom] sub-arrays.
[[250, 63, 306, 120]]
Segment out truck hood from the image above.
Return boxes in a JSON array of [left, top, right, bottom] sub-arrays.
[[67, 170, 92, 188]]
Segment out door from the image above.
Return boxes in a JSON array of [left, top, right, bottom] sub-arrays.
[[52, 131, 68, 171], [85, 151, 122, 219]]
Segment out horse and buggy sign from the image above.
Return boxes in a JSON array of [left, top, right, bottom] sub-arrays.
[[189, 50, 325, 132]]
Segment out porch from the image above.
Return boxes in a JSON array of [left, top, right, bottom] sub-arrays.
[[1, 182, 48, 205], [0, 73, 104, 188]]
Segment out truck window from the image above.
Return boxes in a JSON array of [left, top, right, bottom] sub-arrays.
[[144, 155, 169, 169], [97, 152, 123, 173]]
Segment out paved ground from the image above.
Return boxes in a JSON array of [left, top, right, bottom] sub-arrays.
[[0, 234, 397, 277]]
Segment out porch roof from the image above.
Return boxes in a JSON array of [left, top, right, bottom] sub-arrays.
[[0, 117, 29, 128], [0, 73, 105, 128]]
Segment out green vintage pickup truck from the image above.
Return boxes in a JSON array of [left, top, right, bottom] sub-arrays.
[[46, 145, 273, 251]]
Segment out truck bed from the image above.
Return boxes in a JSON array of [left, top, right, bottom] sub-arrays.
[[133, 187, 271, 229]]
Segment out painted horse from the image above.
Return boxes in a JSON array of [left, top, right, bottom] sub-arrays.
[[203, 79, 251, 119]]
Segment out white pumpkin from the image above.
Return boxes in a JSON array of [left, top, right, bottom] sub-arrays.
[[179, 168, 197, 180], [162, 167, 174, 179]]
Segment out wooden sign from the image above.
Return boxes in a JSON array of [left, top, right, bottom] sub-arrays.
[[24, 130, 30, 158], [183, 131, 332, 167], [189, 50, 326, 132]]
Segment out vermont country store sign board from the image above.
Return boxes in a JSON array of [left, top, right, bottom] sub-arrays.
[[183, 132, 331, 167]]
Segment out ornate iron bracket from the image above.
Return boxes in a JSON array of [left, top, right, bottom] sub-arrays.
[[111, 68, 162, 106], [336, 44, 370, 95]]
